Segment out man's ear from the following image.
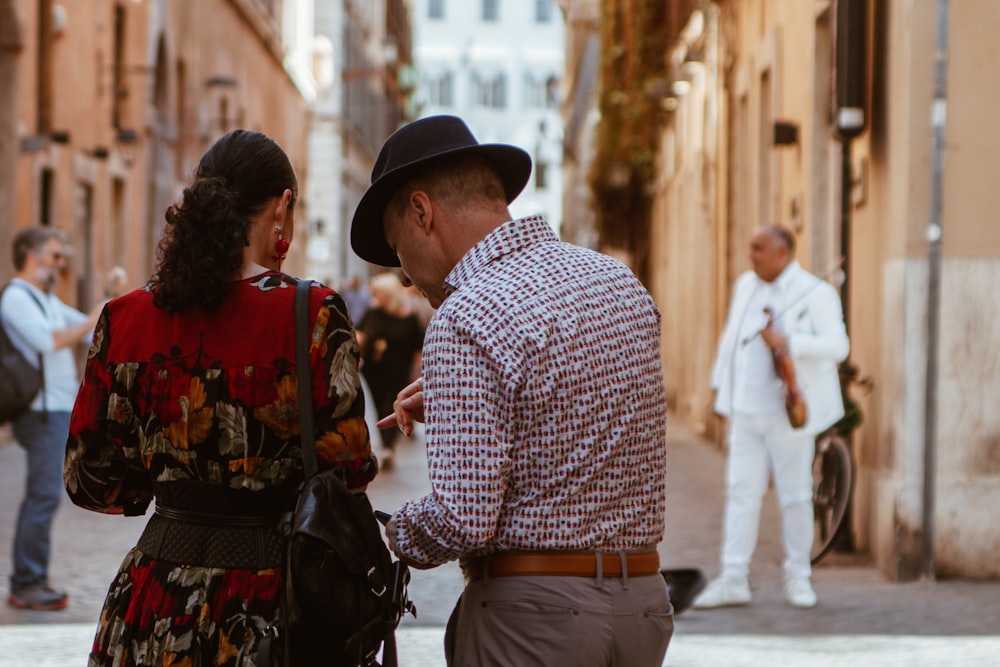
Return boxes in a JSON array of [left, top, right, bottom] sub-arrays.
[[410, 191, 434, 233]]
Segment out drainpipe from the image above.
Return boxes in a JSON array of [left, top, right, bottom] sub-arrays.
[[834, 0, 868, 552], [922, 0, 950, 582]]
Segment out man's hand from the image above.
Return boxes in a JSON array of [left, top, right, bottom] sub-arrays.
[[375, 377, 424, 436], [384, 516, 437, 570], [759, 321, 788, 351]]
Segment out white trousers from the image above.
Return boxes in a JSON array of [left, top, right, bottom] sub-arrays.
[[721, 412, 815, 582]]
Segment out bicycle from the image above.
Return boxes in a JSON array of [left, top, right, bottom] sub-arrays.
[[810, 362, 872, 564]]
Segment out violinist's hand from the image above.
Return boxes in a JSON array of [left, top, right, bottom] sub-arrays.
[[375, 377, 424, 436], [759, 321, 788, 351]]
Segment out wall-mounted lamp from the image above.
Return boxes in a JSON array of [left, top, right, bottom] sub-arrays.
[[671, 80, 692, 97], [382, 37, 399, 67], [774, 120, 800, 146], [51, 4, 67, 36], [115, 127, 140, 166]]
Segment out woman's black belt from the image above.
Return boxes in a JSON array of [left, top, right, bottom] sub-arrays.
[[137, 504, 286, 570]]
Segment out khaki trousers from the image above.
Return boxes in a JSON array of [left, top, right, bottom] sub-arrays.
[[445, 572, 673, 666]]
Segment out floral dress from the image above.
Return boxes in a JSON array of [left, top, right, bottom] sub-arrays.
[[65, 272, 376, 667]]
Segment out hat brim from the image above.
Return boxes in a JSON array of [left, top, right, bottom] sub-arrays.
[[350, 144, 532, 267]]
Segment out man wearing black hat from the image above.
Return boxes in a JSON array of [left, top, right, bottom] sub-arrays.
[[351, 115, 673, 666]]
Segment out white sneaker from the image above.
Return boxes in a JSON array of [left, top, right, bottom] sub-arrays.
[[692, 578, 751, 609], [785, 577, 817, 608]]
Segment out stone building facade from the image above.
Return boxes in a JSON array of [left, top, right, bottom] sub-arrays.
[[306, 0, 413, 287], [650, 0, 1000, 579], [2, 0, 311, 309]]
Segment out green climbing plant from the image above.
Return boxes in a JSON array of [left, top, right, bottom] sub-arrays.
[[589, 0, 672, 285]]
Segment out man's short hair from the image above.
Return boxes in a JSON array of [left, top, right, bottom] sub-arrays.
[[12, 227, 65, 271], [388, 154, 506, 218], [768, 225, 796, 253]]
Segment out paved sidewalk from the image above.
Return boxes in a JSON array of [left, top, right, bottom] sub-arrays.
[[1, 623, 999, 666], [2, 418, 999, 665]]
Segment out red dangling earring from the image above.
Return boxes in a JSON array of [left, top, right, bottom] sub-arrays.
[[272, 226, 290, 271]]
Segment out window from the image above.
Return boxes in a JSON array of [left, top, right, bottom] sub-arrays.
[[472, 72, 506, 109], [536, 0, 553, 23], [525, 75, 546, 108], [535, 161, 548, 189], [525, 74, 560, 109], [428, 0, 444, 19], [111, 4, 125, 129], [427, 72, 454, 107], [546, 75, 560, 108], [482, 0, 498, 22]]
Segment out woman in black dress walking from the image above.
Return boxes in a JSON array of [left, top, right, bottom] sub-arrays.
[[356, 272, 425, 470]]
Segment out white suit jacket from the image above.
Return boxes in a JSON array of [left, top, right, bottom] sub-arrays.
[[711, 261, 850, 436]]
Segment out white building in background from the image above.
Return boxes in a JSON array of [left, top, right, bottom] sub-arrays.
[[306, 0, 414, 286], [411, 0, 564, 231]]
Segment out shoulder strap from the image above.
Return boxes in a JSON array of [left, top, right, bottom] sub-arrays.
[[13, 282, 46, 315], [295, 279, 318, 479]]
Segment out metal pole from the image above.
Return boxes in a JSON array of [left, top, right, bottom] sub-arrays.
[[922, 0, 950, 582], [833, 0, 869, 555], [834, 137, 855, 553], [839, 139, 852, 334]]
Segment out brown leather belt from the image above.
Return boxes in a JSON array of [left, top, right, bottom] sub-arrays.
[[462, 550, 660, 581]]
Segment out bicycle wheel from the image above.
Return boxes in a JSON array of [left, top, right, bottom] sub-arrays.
[[811, 432, 854, 564]]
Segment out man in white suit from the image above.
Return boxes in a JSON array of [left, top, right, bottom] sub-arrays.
[[694, 225, 849, 610]]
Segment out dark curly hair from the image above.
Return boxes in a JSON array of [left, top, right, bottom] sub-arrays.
[[150, 130, 297, 312]]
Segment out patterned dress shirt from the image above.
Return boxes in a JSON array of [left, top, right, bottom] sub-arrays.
[[392, 216, 668, 565]]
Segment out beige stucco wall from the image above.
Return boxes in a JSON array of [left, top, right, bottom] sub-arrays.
[[651, 0, 1000, 578], [858, 0, 1000, 578]]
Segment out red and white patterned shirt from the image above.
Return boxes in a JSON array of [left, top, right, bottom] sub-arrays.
[[392, 216, 667, 565]]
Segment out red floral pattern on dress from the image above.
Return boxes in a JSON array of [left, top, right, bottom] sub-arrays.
[[65, 272, 376, 666]]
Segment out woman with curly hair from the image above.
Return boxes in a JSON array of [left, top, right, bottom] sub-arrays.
[[65, 129, 376, 666]]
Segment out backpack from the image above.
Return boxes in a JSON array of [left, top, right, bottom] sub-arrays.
[[281, 473, 414, 665], [280, 278, 415, 666], [0, 285, 44, 424]]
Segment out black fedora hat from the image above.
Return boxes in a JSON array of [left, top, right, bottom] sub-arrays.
[[350, 115, 532, 266]]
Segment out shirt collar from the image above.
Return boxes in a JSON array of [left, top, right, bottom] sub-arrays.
[[444, 215, 555, 295], [769, 259, 801, 293]]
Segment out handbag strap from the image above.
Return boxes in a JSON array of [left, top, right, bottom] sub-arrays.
[[295, 278, 318, 479]]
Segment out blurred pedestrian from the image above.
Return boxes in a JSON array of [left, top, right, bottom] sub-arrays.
[[356, 271, 424, 470], [1, 227, 103, 611], [341, 273, 371, 324], [693, 224, 849, 610], [352, 114, 672, 666], [64, 129, 376, 665]]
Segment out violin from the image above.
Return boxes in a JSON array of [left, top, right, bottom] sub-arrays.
[[762, 307, 808, 428]]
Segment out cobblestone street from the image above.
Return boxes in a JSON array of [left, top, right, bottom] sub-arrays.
[[1, 419, 999, 665]]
